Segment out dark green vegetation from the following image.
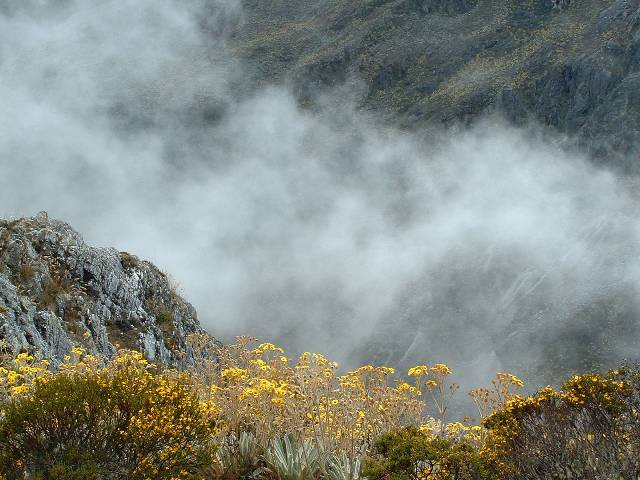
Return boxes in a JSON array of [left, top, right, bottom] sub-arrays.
[[363, 428, 493, 480], [232, 0, 640, 169]]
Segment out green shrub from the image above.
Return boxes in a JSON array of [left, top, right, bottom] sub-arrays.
[[363, 428, 493, 480], [157, 310, 173, 325]]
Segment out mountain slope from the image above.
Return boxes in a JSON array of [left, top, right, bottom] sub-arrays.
[[232, 0, 640, 169], [0, 213, 205, 366]]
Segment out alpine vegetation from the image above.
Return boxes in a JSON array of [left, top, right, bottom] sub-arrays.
[[1, 338, 639, 479]]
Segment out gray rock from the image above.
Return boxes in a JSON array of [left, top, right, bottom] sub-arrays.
[[0, 214, 208, 367]]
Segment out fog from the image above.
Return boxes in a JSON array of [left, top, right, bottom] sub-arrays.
[[1, 0, 639, 388]]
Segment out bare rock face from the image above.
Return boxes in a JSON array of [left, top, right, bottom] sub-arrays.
[[0, 213, 205, 367]]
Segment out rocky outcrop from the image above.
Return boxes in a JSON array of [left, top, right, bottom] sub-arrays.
[[0, 213, 205, 367]]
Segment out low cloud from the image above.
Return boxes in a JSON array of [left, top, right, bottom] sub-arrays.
[[2, 0, 639, 392]]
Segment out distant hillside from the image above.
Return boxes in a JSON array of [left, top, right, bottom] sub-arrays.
[[232, 0, 640, 169], [0, 214, 206, 366]]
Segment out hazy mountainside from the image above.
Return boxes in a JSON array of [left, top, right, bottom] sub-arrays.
[[0, 214, 204, 366], [228, 0, 640, 382], [233, 0, 640, 169], [2, 0, 640, 391]]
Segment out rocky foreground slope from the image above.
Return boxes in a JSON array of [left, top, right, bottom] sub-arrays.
[[233, 0, 640, 169], [0, 213, 206, 366]]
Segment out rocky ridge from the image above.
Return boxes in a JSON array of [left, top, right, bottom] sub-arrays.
[[0, 213, 206, 367]]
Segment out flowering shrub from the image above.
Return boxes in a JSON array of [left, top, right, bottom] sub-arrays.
[[194, 338, 392, 449], [0, 349, 217, 479], [187, 336, 470, 457], [187, 337, 518, 479], [2, 336, 638, 480], [468, 372, 524, 421], [482, 369, 639, 479]]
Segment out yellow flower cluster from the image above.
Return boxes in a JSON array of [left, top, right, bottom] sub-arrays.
[[0, 352, 52, 399], [2, 337, 539, 477], [480, 370, 633, 476], [469, 371, 525, 420], [561, 372, 629, 408], [253, 342, 285, 355], [408, 365, 430, 377], [187, 336, 438, 454], [184, 335, 524, 457], [406, 363, 460, 433], [0, 347, 218, 480]]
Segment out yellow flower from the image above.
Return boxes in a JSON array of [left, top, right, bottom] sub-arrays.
[[9, 384, 29, 396], [397, 382, 421, 396], [16, 352, 34, 362], [430, 364, 452, 376], [71, 346, 86, 356], [408, 365, 429, 377], [221, 368, 248, 381], [254, 343, 285, 355], [6, 371, 20, 385]]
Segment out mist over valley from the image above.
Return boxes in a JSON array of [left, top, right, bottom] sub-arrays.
[[2, 0, 640, 391]]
